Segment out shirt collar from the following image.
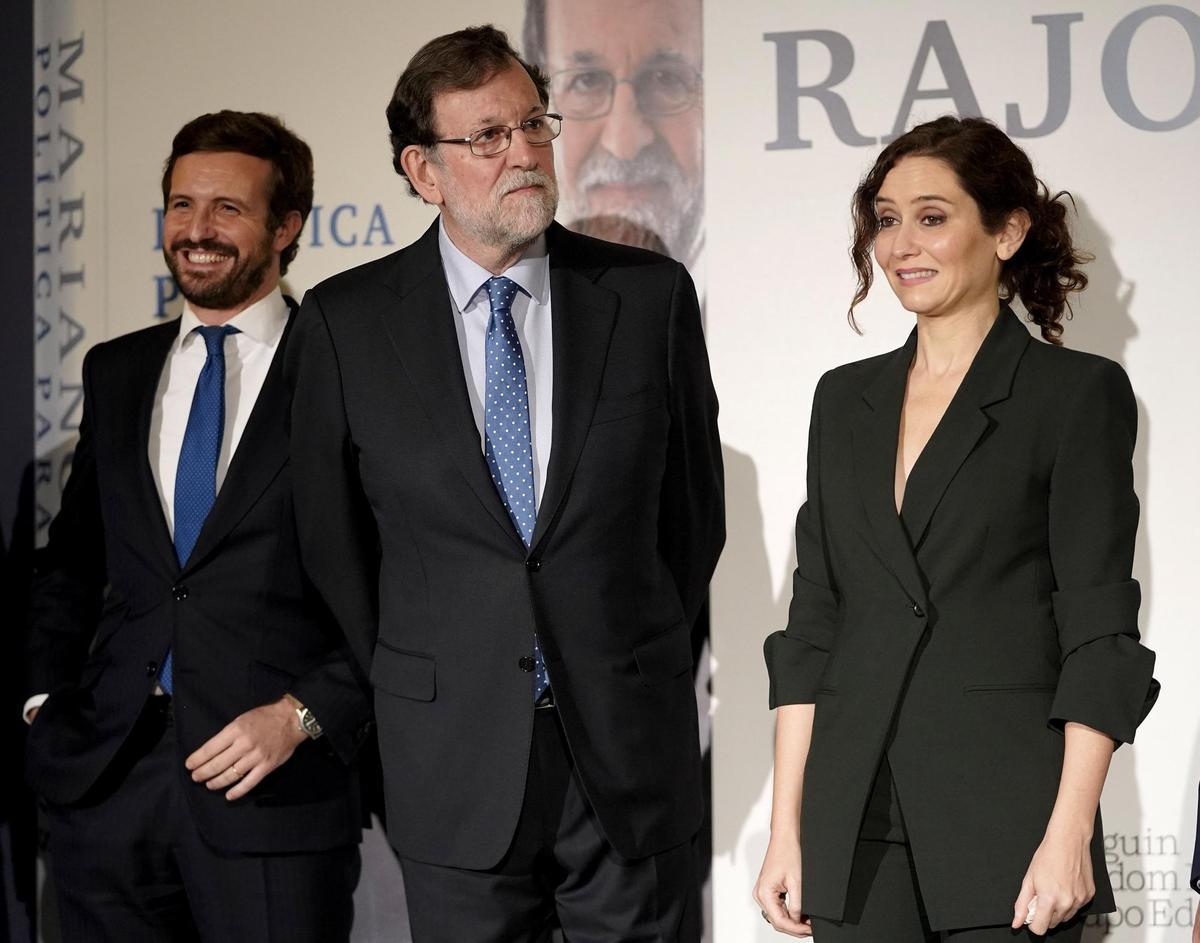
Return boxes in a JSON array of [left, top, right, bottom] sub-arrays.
[[438, 218, 549, 312], [178, 287, 289, 348]]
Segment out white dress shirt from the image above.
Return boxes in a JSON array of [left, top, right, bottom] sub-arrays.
[[23, 288, 290, 722], [438, 221, 554, 504], [149, 289, 290, 532]]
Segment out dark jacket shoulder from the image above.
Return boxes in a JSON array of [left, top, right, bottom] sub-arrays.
[[84, 318, 177, 364], [548, 223, 680, 275], [1019, 333, 1131, 390]]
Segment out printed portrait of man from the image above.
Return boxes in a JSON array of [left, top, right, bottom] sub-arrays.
[[523, 0, 704, 270]]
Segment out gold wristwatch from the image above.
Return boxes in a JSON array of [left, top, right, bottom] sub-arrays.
[[283, 693, 324, 739]]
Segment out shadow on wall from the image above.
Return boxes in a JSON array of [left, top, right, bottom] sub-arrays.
[[710, 443, 795, 941], [1062, 196, 1148, 943]]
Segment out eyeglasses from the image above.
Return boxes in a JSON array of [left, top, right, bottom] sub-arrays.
[[434, 113, 563, 157], [550, 65, 702, 120]]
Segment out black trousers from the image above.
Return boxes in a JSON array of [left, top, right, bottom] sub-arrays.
[[812, 760, 1085, 942], [45, 697, 360, 943], [400, 706, 700, 943]]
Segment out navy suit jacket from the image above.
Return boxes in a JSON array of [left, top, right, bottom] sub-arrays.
[[26, 303, 372, 853]]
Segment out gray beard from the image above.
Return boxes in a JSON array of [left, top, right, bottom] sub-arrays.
[[562, 142, 703, 264], [447, 169, 559, 256]]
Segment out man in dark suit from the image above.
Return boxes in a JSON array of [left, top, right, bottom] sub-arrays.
[[286, 25, 724, 943], [25, 111, 371, 942]]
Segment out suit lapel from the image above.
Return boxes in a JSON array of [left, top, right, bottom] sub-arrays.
[[182, 301, 297, 573], [378, 223, 526, 549], [531, 225, 618, 551], [128, 322, 181, 573], [850, 330, 927, 606], [899, 307, 1031, 549]]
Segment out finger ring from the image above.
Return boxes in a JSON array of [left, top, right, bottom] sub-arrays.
[[1024, 900, 1037, 926], [761, 909, 770, 924], [231, 764, 242, 778]]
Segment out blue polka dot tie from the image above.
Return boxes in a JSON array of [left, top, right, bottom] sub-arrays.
[[482, 276, 550, 701], [161, 324, 239, 695]]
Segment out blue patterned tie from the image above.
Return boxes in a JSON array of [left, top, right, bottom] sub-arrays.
[[161, 324, 239, 694], [482, 276, 550, 700]]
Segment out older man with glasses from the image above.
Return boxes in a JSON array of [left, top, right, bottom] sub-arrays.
[[523, 0, 704, 268], [286, 24, 724, 943]]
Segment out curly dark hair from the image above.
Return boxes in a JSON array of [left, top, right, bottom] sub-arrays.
[[848, 115, 1089, 345], [386, 24, 550, 198], [161, 110, 313, 276]]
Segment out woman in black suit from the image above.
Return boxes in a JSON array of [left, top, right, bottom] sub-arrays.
[[754, 116, 1158, 940]]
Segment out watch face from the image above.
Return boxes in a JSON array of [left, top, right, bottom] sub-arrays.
[[300, 709, 323, 738]]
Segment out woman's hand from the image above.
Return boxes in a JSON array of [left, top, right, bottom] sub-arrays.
[[754, 833, 813, 937], [1011, 721, 1114, 935], [1011, 821, 1095, 936]]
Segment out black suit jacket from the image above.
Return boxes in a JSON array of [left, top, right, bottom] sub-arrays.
[[286, 221, 724, 869], [1192, 782, 1199, 894], [26, 304, 372, 854], [765, 308, 1158, 930]]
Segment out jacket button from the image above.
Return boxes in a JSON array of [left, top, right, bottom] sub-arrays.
[[911, 603, 925, 618], [172, 585, 189, 601], [145, 660, 158, 677], [525, 558, 541, 572], [518, 656, 535, 672]]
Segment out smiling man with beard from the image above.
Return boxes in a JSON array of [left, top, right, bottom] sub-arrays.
[[25, 111, 371, 942], [285, 25, 724, 942], [523, 0, 704, 268]]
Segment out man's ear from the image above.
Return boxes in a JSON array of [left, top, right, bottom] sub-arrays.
[[272, 210, 303, 255], [401, 145, 445, 206]]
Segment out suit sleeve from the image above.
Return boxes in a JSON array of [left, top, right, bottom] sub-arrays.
[[27, 345, 107, 697], [1046, 358, 1157, 744], [286, 625, 372, 765], [764, 374, 841, 708], [656, 263, 725, 629], [285, 289, 381, 681]]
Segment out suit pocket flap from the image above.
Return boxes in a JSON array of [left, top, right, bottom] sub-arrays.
[[962, 682, 1057, 695], [371, 643, 436, 702], [633, 623, 692, 686], [591, 387, 665, 426]]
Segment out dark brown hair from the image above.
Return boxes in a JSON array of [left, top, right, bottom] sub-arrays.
[[161, 110, 313, 275], [386, 24, 550, 197], [849, 115, 1089, 345]]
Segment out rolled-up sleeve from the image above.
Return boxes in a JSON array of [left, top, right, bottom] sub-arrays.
[[1046, 358, 1158, 743], [765, 375, 841, 708]]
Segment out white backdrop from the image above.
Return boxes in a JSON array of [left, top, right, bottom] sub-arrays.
[[32, 1, 1199, 940]]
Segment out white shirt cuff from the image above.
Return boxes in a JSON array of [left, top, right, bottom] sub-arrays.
[[23, 693, 49, 724]]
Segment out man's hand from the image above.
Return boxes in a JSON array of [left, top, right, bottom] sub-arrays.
[[185, 697, 307, 801]]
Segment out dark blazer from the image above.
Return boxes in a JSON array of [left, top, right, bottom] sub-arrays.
[[285, 221, 724, 869], [26, 304, 372, 854], [765, 308, 1158, 931], [1192, 782, 1199, 894]]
